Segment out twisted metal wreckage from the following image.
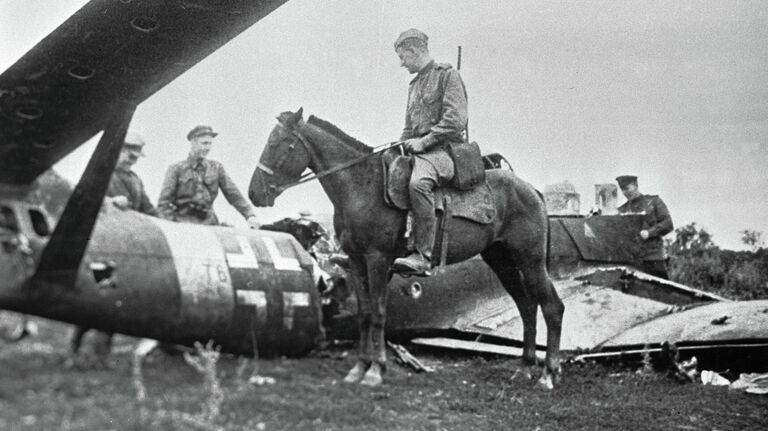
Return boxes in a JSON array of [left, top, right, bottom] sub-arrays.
[[1, 0, 766, 372]]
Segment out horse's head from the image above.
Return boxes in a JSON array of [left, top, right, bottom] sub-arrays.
[[249, 108, 311, 207]]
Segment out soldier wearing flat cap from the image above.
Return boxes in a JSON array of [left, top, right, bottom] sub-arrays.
[[158, 125, 259, 228], [102, 131, 158, 215], [616, 175, 674, 278], [391, 28, 469, 275], [68, 131, 158, 367]]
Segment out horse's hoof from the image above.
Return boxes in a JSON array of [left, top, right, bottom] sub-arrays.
[[342, 361, 368, 384], [359, 363, 383, 387], [535, 365, 561, 390], [535, 373, 554, 391]]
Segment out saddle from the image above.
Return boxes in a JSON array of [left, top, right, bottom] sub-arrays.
[[381, 148, 497, 225]]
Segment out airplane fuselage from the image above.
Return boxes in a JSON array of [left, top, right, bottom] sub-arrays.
[[1, 193, 323, 357]]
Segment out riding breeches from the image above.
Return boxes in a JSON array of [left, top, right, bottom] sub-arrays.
[[409, 148, 455, 219]]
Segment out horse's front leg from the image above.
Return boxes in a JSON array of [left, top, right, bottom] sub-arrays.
[[343, 256, 371, 383], [359, 252, 393, 387]]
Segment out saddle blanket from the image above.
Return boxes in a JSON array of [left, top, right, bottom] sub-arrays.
[[382, 152, 496, 225]]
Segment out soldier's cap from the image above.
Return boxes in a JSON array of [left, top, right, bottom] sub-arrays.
[[394, 28, 428, 50], [123, 131, 146, 157], [187, 125, 218, 141], [616, 175, 638, 188]]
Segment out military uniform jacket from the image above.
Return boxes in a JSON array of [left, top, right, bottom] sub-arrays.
[[157, 156, 255, 225], [107, 169, 158, 216], [618, 194, 673, 261], [400, 60, 468, 146]]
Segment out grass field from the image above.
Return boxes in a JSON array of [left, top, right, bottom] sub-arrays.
[[1, 313, 766, 431]]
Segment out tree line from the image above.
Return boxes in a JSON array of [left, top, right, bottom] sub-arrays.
[[666, 224, 767, 300]]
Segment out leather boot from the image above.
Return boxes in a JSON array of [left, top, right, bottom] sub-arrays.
[[393, 216, 436, 275]]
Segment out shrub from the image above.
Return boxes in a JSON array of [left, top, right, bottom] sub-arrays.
[[667, 223, 768, 300]]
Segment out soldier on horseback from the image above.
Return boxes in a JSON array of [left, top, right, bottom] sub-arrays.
[[392, 28, 469, 275]]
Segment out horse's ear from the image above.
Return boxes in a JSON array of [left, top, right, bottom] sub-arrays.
[[285, 107, 303, 129]]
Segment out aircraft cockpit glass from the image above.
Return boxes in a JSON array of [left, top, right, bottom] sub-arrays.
[[28, 209, 50, 236], [0, 206, 19, 233]]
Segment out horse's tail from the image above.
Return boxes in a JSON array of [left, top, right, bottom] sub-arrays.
[[534, 188, 551, 272]]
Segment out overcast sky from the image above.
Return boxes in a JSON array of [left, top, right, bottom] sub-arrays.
[[2, 0, 766, 250]]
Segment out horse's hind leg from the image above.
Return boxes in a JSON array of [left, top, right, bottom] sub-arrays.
[[481, 246, 538, 365], [520, 263, 564, 387]]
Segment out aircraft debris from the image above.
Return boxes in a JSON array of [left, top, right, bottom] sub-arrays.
[[412, 337, 545, 362], [700, 370, 730, 386], [672, 356, 699, 383], [387, 341, 434, 373], [729, 372, 768, 395]]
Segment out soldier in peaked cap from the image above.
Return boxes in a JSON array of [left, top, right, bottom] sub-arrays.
[[158, 125, 259, 228], [68, 131, 158, 368], [390, 28, 469, 275], [187, 124, 218, 141], [616, 175, 674, 279]]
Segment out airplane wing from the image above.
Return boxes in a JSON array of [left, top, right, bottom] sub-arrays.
[[0, 0, 288, 185], [381, 263, 729, 351], [0, 0, 288, 282]]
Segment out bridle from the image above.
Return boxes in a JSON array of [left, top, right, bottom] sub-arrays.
[[255, 122, 403, 199]]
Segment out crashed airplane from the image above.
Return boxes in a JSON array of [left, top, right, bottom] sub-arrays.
[[0, 0, 327, 357], [316, 182, 768, 371], [1, 0, 766, 372]]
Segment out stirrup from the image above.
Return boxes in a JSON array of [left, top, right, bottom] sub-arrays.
[[392, 256, 432, 277]]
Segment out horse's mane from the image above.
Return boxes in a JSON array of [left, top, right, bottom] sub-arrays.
[[307, 115, 373, 154]]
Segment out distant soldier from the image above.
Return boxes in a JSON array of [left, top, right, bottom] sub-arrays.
[[616, 175, 674, 278], [390, 28, 469, 275], [69, 132, 157, 366], [158, 125, 259, 228], [103, 132, 158, 215]]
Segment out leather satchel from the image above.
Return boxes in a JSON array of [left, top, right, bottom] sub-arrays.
[[446, 141, 485, 190]]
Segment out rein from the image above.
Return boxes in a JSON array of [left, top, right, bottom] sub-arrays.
[[258, 126, 403, 193]]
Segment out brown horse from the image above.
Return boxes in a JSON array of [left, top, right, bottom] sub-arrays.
[[249, 109, 564, 388]]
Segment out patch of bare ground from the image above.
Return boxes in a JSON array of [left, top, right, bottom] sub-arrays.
[[1, 315, 766, 430]]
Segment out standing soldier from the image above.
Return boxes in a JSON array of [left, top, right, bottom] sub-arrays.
[[69, 132, 157, 367], [158, 125, 259, 228], [616, 175, 674, 279], [390, 28, 469, 275]]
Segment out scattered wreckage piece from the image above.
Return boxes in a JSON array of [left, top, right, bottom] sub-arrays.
[[411, 337, 545, 362], [701, 370, 730, 386], [730, 372, 768, 395], [387, 341, 435, 373]]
